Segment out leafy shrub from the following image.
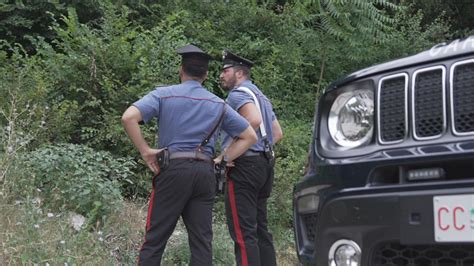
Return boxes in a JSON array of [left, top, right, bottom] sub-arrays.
[[0, 42, 51, 185], [20, 143, 136, 225], [270, 120, 313, 229]]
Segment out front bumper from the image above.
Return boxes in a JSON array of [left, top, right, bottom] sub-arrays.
[[294, 180, 474, 265]]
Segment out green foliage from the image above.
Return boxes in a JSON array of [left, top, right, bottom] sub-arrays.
[[405, 0, 474, 38], [18, 144, 135, 224], [293, 0, 399, 44], [270, 120, 313, 228], [0, 42, 51, 184], [0, 1, 60, 54]]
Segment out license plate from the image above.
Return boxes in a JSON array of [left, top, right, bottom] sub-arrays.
[[434, 194, 474, 242]]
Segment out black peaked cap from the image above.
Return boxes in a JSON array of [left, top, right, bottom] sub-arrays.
[[222, 50, 254, 69], [176, 44, 213, 61]]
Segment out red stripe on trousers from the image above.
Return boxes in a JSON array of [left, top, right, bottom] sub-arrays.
[[228, 178, 249, 266], [145, 188, 155, 231], [138, 175, 157, 265]]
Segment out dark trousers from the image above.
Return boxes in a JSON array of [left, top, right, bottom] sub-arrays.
[[225, 154, 277, 266], [138, 159, 216, 266]]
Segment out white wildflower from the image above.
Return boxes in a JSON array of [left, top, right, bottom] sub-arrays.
[[60, 240, 65, 245], [32, 197, 42, 205], [45, 263, 50, 266], [68, 212, 85, 231], [97, 231, 103, 235], [98, 237, 104, 242], [47, 213, 54, 218], [37, 188, 42, 192], [64, 263, 68, 266], [33, 224, 40, 229]]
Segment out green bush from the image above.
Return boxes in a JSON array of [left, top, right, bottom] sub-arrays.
[[270, 120, 313, 229], [19, 144, 136, 225]]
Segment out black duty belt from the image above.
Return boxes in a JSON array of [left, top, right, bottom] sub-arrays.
[[169, 151, 212, 162], [241, 150, 264, 157]]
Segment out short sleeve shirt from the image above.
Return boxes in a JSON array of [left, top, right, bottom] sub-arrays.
[[223, 80, 277, 151], [133, 80, 249, 157]]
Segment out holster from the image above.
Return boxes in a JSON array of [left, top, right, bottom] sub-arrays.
[[263, 143, 275, 166], [156, 148, 170, 170], [214, 161, 226, 194]]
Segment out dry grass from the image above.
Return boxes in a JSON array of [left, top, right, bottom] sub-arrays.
[[0, 195, 297, 265], [0, 197, 145, 265]]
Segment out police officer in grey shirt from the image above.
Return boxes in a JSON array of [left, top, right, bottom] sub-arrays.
[[218, 50, 283, 266], [121, 44, 257, 265]]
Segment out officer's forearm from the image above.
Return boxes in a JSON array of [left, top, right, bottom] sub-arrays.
[[123, 120, 150, 155], [224, 126, 257, 161], [272, 119, 283, 144], [121, 107, 150, 155]]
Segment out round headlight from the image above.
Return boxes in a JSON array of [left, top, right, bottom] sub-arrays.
[[329, 239, 362, 266], [328, 90, 374, 148]]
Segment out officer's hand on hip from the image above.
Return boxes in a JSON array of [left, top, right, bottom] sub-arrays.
[[213, 155, 223, 166], [213, 155, 235, 168], [141, 148, 163, 175]]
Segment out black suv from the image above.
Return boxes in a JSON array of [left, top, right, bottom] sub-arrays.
[[293, 37, 474, 266]]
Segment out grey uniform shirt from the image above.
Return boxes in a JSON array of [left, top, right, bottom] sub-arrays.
[[133, 80, 249, 157]]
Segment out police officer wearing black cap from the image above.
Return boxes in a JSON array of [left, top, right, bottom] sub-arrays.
[[218, 50, 283, 266], [122, 44, 257, 265]]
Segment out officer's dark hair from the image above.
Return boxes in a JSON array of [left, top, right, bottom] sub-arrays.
[[182, 61, 208, 79], [233, 65, 251, 79]]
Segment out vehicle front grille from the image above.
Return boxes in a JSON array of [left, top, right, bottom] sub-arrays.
[[452, 61, 474, 134], [378, 60, 474, 144], [371, 242, 474, 266], [301, 213, 317, 243]]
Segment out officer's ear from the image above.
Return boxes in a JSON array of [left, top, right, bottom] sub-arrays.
[[234, 68, 244, 78]]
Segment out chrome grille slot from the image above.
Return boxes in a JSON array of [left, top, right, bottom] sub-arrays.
[[451, 60, 474, 135], [412, 67, 446, 140], [378, 74, 408, 144]]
